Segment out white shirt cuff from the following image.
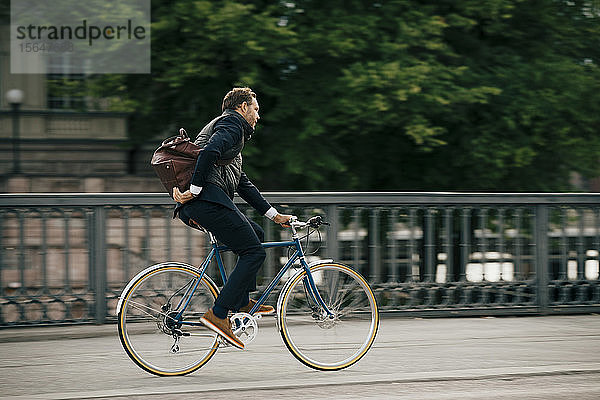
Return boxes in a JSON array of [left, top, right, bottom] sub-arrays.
[[264, 207, 278, 220], [189, 184, 202, 196]]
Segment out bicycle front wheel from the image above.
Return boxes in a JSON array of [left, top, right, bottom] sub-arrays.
[[278, 262, 379, 371], [117, 263, 219, 376]]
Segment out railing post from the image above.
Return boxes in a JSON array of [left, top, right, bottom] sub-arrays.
[[424, 208, 435, 282], [535, 205, 549, 314], [92, 206, 107, 324], [327, 205, 339, 261], [460, 207, 470, 281], [444, 207, 453, 283], [0, 211, 3, 302], [369, 208, 381, 283]]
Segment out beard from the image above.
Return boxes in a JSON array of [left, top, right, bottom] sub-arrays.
[[245, 113, 256, 128]]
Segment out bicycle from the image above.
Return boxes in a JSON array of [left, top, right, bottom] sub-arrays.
[[116, 215, 379, 376]]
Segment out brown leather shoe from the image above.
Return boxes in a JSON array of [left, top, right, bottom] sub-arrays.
[[200, 309, 244, 349], [239, 299, 275, 315]]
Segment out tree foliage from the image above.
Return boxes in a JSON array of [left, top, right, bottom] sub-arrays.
[[88, 0, 600, 191]]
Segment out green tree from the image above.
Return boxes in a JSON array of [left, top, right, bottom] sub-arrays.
[[249, 0, 502, 190], [89, 1, 296, 142], [88, 0, 600, 192], [425, 0, 600, 190]]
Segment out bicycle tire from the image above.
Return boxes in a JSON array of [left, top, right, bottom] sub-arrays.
[[278, 262, 379, 371], [117, 262, 219, 376]]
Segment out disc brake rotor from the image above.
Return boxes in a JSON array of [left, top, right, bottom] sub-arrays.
[[313, 310, 338, 329]]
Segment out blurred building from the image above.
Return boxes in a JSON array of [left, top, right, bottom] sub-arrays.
[[0, 24, 161, 194]]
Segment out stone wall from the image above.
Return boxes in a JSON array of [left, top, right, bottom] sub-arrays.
[[1, 175, 164, 193]]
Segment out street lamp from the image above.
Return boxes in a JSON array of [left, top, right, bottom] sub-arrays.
[[5, 89, 24, 174]]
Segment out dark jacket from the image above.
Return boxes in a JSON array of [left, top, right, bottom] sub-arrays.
[[192, 110, 245, 198], [177, 110, 272, 215]]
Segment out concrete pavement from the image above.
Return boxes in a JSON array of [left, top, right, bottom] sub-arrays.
[[0, 323, 117, 343], [1, 315, 599, 399]]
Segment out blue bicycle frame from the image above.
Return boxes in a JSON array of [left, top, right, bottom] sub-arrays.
[[173, 229, 333, 327]]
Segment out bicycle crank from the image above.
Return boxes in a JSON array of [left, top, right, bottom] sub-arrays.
[[230, 312, 258, 344]]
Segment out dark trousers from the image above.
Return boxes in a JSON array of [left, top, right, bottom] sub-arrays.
[[178, 200, 266, 311]]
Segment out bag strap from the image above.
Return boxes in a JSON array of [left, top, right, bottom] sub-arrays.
[[161, 128, 190, 147]]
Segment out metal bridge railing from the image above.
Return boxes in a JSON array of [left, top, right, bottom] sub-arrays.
[[0, 192, 599, 326]]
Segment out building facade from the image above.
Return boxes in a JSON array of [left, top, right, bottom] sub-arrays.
[[0, 24, 161, 193]]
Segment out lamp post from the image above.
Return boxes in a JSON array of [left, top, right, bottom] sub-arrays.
[[5, 89, 24, 174]]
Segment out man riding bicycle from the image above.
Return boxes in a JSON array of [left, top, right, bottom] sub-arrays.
[[173, 87, 291, 349]]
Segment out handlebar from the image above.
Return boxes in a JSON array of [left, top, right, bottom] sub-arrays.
[[288, 215, 329, 230]]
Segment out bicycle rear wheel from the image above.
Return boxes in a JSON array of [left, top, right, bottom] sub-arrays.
[[278, 262, 379, 371], [117, 263, 219, 376]]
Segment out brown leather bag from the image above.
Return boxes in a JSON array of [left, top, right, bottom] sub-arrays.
[[151, 128, 201, 199]]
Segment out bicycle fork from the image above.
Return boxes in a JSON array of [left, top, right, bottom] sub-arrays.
[[299, 261, 335, 320]]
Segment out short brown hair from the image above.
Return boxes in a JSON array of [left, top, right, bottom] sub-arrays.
[[222, 87, 256, 112]]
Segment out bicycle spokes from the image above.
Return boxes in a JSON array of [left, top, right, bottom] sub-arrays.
[[118, 264, 220, 376], [278, 263, 379, 371]]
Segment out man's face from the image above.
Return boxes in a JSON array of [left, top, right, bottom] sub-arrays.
[[240, 98, 260, 128]]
